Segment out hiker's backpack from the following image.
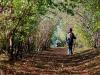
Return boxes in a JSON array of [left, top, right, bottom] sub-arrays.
[[66, 32, 76, 45]]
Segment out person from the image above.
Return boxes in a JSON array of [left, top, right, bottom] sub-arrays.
[[66, 28, 76, 55]]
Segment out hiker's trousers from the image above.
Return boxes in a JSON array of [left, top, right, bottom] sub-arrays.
[[67, 45, 73, 55]]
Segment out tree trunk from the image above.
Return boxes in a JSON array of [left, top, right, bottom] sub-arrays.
[[6, 31, 14, 60]]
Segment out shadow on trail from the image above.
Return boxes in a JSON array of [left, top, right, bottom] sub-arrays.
[[29, 48, 100, 66], [0, 48, 100, 75], [72, 49, 100, 65]]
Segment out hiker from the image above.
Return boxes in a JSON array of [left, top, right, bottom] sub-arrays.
[[66, 28, 76, 55]]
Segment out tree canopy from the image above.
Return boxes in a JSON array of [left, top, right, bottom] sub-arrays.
[[0, 0, 100, 60]]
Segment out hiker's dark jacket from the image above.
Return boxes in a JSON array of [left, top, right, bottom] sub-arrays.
[[66, 32, 76, 45]]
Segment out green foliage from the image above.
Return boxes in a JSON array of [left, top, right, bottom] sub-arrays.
[[0, 0, 99, 55], [74, 24, 92, 47]]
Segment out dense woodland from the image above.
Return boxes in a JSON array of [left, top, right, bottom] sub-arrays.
[[0, 0, 100, 75], [0, 0, 100, 60]]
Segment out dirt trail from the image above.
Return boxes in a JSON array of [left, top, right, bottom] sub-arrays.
[[0, 48, 100, 75]]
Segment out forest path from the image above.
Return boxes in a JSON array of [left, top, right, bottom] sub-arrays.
[[0, 48, 100, 75]]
